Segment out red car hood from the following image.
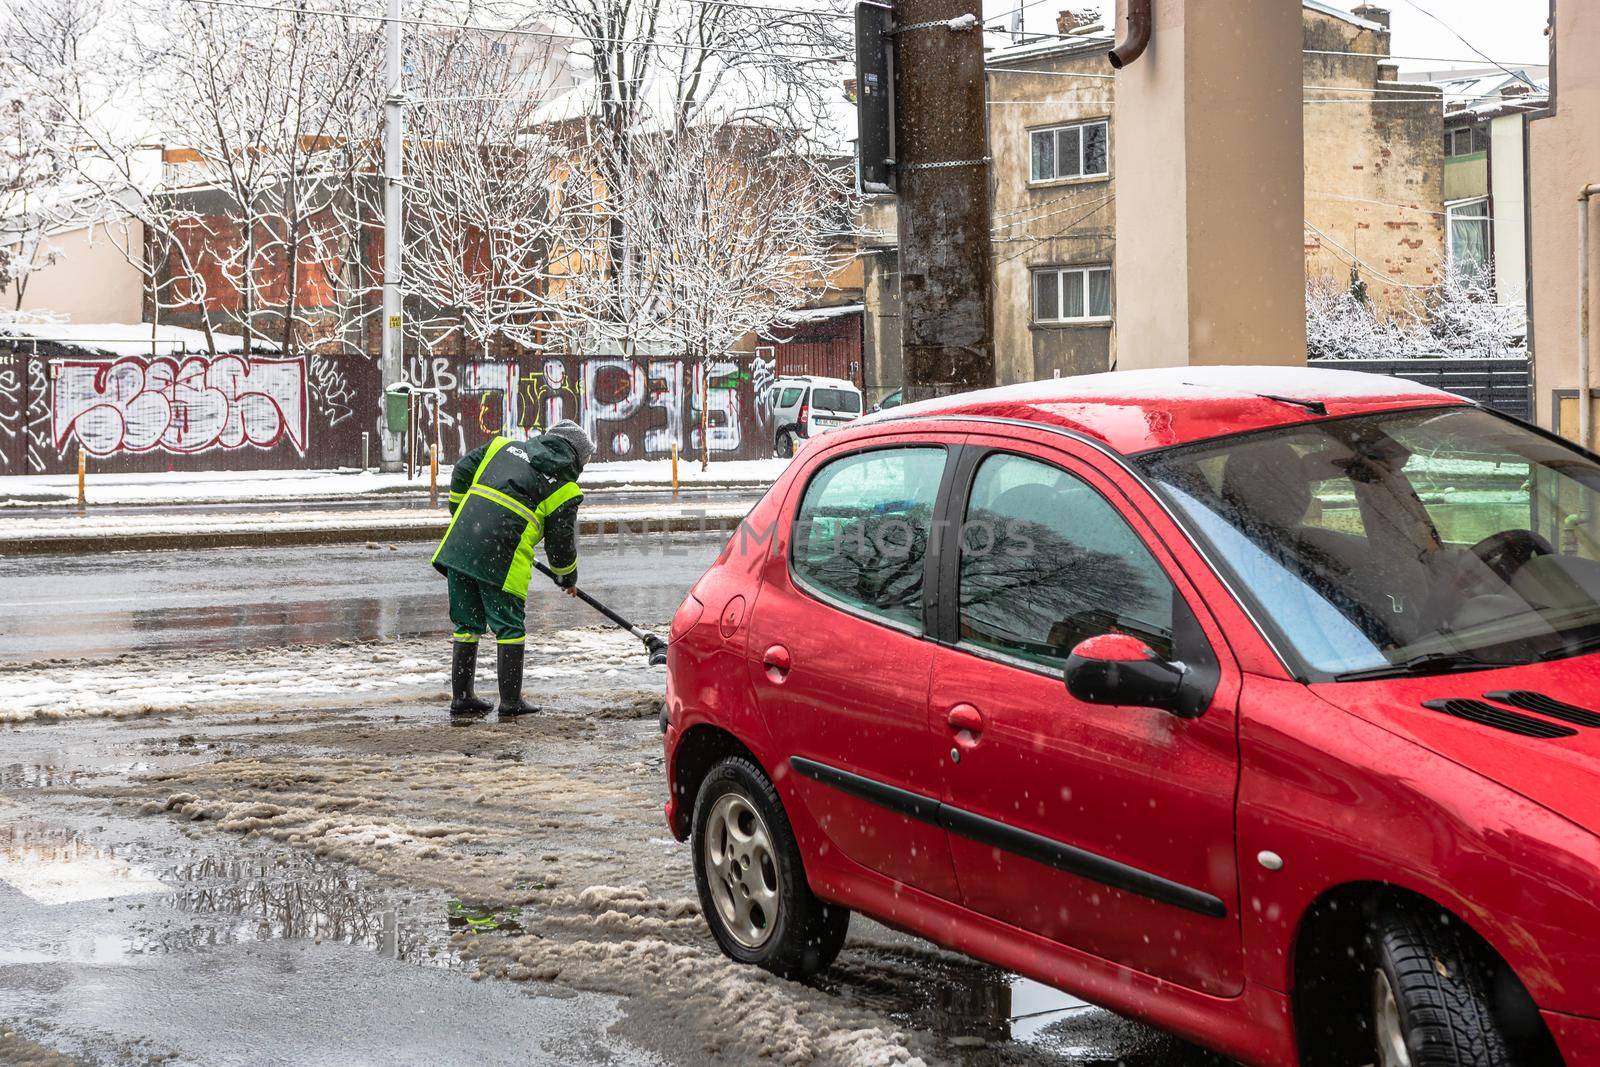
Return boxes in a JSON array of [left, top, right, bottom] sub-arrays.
[[1311, 652, 1600, 836]]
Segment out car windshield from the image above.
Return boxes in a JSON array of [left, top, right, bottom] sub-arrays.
[[812, 388, 861, 413], [1136, 406, 1600, 679]]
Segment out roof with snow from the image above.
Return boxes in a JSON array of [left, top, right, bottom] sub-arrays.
[[0, 322, 280, 358], [864, 365, 1466, 454], [1301, 0, 1386, 34]]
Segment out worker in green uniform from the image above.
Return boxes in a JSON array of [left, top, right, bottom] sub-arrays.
[[432, 420, 595, 721]]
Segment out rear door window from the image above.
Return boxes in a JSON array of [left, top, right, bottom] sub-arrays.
[[777, 387, 803, 408], [790, 447, 946, 629], [812, 388, 862, 414]]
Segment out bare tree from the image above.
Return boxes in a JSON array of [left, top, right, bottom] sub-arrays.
[[127, 0, 383, 354], [403, 28, 573, 361], [546, 0, 851, 339]]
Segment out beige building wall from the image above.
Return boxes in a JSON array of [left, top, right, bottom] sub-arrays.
[[11, 220, 145, 324], [1490, 114, 1529, 307], [1530, 0, 1599, 437], [1114, 0, 1307, 368], [986, 43, 1116, 385], [1302, 8, 1446, 313]]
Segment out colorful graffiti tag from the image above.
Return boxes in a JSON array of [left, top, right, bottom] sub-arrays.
[[0, 346, 790, 473], [51, 355, 309, 457]]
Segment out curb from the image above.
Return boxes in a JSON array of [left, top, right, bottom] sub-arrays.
[[0, 512, 747, 557]]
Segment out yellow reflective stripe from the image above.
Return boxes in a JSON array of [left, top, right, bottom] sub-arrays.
[[535, 481, 582, 521], [453, 633, 479, 643], [432, 435, 513, 566], [495, 635, 526, 645], [448, 491, 466, 503], [546, 558, 577, 576], [469, 483, 537, 523]]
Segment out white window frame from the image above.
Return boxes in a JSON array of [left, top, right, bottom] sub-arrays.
[[1032, 265, 1113, 324], [1446, 197, 1492, 281], [1028, 119, 1110, 184]]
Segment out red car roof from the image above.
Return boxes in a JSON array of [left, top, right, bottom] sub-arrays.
[[868, 365, 1469, 454]]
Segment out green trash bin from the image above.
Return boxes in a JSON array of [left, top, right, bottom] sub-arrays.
[[384, 387, 411, 434]]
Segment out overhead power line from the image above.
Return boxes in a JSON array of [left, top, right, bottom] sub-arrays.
[[1395, 0, 1542, 91]]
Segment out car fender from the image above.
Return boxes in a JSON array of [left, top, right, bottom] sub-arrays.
[[1238, 675, 1600, 1018]]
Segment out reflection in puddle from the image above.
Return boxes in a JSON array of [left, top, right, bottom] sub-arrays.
[[157, 853, 450, 964], [0, 822, 168, 905], [909, 971, 1088, 1047], [0, 764, 89, 789], [445, 900, 525, 935]]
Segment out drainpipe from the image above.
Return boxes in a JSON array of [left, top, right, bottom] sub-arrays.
[[1581, 185, 1600, 449], [1107, 0, 1150, 69]]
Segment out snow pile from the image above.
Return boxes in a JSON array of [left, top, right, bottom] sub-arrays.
[[0, 629, 644, 723], [0, 456, 789, 508], [0, 321, 276, 358], [463, 884, 928, 1067]]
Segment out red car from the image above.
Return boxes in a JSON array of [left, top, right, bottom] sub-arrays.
[[661, 366, 1600, 1067]]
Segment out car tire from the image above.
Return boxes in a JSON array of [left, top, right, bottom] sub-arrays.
[[691, 756, 849, 979], [775, 429, 797, 458], [1368, 908, 1516, 1067]]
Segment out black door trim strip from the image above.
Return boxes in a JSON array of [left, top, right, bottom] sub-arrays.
[[788, 756, 1228, 920]]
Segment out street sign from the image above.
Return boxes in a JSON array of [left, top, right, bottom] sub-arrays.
[[856, 1, 895, 194]]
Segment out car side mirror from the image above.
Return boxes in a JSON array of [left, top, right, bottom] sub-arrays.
[[1064, 633, 1200, 717]]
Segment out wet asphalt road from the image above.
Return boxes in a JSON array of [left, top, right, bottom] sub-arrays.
[[1, 536, 1230, 1066], [0, 534, 727, 664]]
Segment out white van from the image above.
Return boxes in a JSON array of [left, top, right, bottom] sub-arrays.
[[769, 376, 864, 457]]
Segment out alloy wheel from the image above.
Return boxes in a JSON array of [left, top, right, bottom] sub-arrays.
[[1373, 969, 1412, 1067], [703, 792, 782, 949]]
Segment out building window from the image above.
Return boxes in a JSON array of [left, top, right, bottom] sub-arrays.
[[1033, 266, 1112, 323], [1447, 198, 1491, 283], [1445, 125, 1489, 158], [1029, 120, 1109, 182]]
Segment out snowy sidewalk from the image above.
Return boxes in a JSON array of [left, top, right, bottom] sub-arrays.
[[0, 457, 791, 508], [0, 498, 755, 556]]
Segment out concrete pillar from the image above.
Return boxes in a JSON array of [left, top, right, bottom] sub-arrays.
[[1111, 0, 1307, 368]]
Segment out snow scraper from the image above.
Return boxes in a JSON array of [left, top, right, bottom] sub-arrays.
[[533, 561, 669, 667]]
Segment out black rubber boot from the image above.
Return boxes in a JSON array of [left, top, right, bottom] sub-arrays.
[[449, 642, 492, 720], [495, 643, 540, 719]]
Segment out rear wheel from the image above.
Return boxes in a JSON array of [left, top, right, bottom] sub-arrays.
[[1368, 908, 1516, 1066], [775, 429, 797, 458], [691, 756, 849, 978]]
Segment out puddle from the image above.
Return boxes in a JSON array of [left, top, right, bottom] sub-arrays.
[[0, 822, 168, 905], [157, 853, 455, 965], [0, 765, 89, 789]]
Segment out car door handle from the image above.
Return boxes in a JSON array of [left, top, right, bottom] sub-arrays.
[[763, 644, 793, 682], [947, 704, 984, 738]]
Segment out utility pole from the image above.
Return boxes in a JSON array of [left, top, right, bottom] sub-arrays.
[[890, 0, 993, 400], [379, 0, 405, 471]]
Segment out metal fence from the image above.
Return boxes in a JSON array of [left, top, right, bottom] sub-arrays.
[[1308, 357, 1532, 422]]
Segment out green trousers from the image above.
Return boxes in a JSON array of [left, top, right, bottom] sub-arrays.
[[447, 569, 527, 645]]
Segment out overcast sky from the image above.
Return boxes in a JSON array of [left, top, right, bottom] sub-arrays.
[[987, 0, 1551, 73]]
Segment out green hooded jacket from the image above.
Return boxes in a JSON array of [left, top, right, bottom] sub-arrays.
[[431, 434, 582, 599]]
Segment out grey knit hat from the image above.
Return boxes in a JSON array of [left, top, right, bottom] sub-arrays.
[[542, 419, 596, 471]]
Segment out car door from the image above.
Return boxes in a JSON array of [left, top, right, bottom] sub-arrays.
[[746, 435, 964, 902], [927, 438, 1246, 995]]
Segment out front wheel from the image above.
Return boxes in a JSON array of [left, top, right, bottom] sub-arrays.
[[1369, 909, 1517, 1067], [691, 756, 849, 978]]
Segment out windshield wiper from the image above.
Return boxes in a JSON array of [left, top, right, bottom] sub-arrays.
[[1332, 651, 1506, 682], [1538, 632, 1600, 663]]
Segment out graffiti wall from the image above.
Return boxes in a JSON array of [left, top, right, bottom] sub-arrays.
[[0, 343, 781, 474]]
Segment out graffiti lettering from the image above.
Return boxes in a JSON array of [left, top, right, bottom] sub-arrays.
[[309, 354, 355, 428], [51, 355, 309, 457], [0, 364, 19, 469]]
